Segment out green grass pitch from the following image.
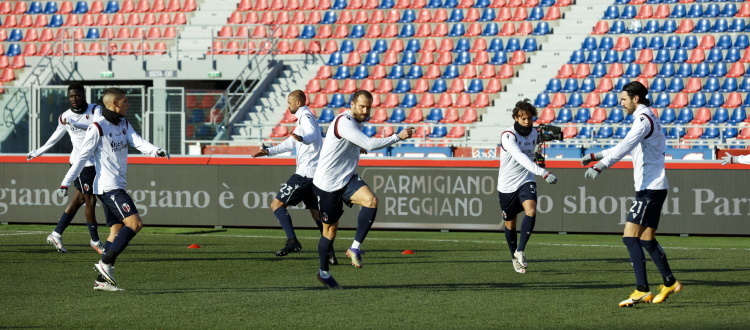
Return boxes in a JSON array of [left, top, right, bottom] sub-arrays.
[[1, 224, 749, 329]]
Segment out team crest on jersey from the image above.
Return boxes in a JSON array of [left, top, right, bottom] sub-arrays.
[[122, 203, 131, 213], [83, 183, 90, 191]]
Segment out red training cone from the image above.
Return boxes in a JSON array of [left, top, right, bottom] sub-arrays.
[[401, 250, 414, 254], [187, 244, 201, 249]]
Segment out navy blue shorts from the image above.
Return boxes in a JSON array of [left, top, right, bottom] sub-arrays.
[[498, 181, 538, 221], [97, 189, 139, 227], [72, 166, 95, 195], [626, 189, 668, 229], [275, 174, 318, 209], [313, 173, 368, 224]]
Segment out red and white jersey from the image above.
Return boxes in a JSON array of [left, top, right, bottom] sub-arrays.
[[313, 110, 400, 192], [266, 106, 322, 178], [497, 125, 547, 193], [30, 103, 102, 166], [61, 116, 162, 194], [599, 104, 668, 191]]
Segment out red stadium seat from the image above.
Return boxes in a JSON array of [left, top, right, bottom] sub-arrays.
[[497, 64, 514, 79], [594, 77, 613, 93], [445, 126, 465, 138], [440, 108, 459, 123], [639, 63, 658, 78], [605, 63, 623, 78], [370, 65, 387, 79], [592, 21, 609, 35], [321, 40, 338, 54], [369, 9, 384, 23], [460, 64, 477, 79], [683, 78, 702, 93], [424, 65, 441, 79], [374, 79, 393, 94], [360, 79, 375, 92], [536, 108, 555, 124], [418, 94, 436, 108], [382, 93, 400, 107], [458, 108, 477, 123], [470, 94, 489, 108], [455, 93, 472, 108], [412, 79, 429, 93]]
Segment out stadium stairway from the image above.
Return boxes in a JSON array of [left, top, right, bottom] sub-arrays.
[[177, 0, 236, 58], [231, 62, 320, 141], [468, 0, 606, 145]]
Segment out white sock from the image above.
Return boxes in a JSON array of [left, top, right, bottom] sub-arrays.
[[350, 240, 361, 250], [319, 270, 331, 279]]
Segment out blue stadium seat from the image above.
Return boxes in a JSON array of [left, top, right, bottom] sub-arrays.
[[426, 0, 442, 8], [688, 92, 707, 108], [522, 38, 538, 52], [189, 109, 205, 123], [454, 39, 470, 53], [400, 94, 417, 107], [716, 35, 733, 49], [398, 24, 415, 38], [595, 126, 613, 138], [387, 65, 405, 79], [560, 79, 578, 93], [720, 78, 738, 92], [601, 93, 619, 107], [694, 19, 711, 33], [720, 3, 738, 17], [429, 125, 447, 138], [319, 108, 335, 123], [585, 50, 602, 64], [7, 29, 23, 42], [621, 5, 636, 19], [388, 108, 406, 123], [349, 25, 365, 38], [27, 1, 43, 14], [379, 0, 394, 8], [722, 125, 738, 139], [399, 51, 416, 65], [479, 8, 495, 21], [699, 124, 719, 139], [444, 0, 458, 9], [728, 18, 745, 33], [426, 108, 443, 123], [582, 37, 597, 51], [373, 40, 388, 53], [405, 65, 422, 79], [73, 1, 89, 13], [653, 49, 670, 64], [467, 79, 483, 93], [573, 108, 591, 123], [332, 65, 350, 79], [665, 36, 681, 49], [447, 9, 464, 22], [705, 48, 723, 63], [300, 25, 316, 38], [402, 39, 419, 53], [506, 38, 521, 52], [702, 77, 719, 92], [709, 62, 727, 77], [666, 77, 684, 92], [622, 63, 641, 78], [394, 79, 411, 93], [331, 0, 347, 9], [657, 62, 675, 78], [705, 3, 720, 18], [103, 0, 119, 13], [328, 94, 346, 108], [609, 20, 626, 34], [490, 51, 506, 65], [429, 79, 448, 93], [86, 28, 100, 39], [660, 20, 677, 34], [651, 77, 667, 93], [660, 108, 676, 123], [605, 108, 624, 123], [643, 20, 660, 34], [539, 0, 554, 6], [453, 51, 470, 65], [728, 108, 747, 123], [532, 22, 550, 35], [738, 77, 750, 93], [327, 52, 344, 66], [632, 36, 648, 50], [603, 6, 619, 19], [545, 79, 562, 93], [568, 50, 584, 64], [442, 65, 459, 79], [448, 23, 465, 37], [620, 49, 636, 63], [674, 108, 693, 124], [579, 78, 596, 93], [665, 127, 685, 139], [488, 38, 503, 52], [613, 125, 631, 138], [602, 50, 618, 64], [687, 4, 703, 18], [578, 126, 594, 138], [653, 92, 671, 108], [400, 9, 416, 23], [725, 48, 741, 63], [672, 49, 687, 63], [352, 66, 369, 79], [44, 1, 59, 14], [707, 92, 724, 107], [670, 4, 686, 18], [649, 36, 665, 50], [534, 93, 550, 108], [363, 126, 377, 137], [589, 63, 607, 78], [6, 44, 21, 57], [321, 11, 337, 24], [682, 35, 698, 49], [623, 114, 634, 124], [363, 52, 380, 66], [482, 23, 499, 36], [554, 108, 573, 123], [528, 7, 544, 21], [340, 40, 354, 53], [48, 14, 64, 27]]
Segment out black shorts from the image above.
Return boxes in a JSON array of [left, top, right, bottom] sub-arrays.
[[72, 166, 96, 195], [626, 189, 668, 229], [97, 189, 139, 227], [498, 181, 538, 221], [313, 173, 368, 224], [275, 174, 318, 209]]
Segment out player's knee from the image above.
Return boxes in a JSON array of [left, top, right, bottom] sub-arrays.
[[270, 198, 285, 211], [524, 209, 536, 217], [362, 196, 378, 208]]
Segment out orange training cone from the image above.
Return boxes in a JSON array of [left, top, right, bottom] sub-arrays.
[[401, 250, 414, 254], [187, 244, 201, 249]]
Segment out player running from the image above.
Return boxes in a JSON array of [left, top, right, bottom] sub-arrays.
[[252, 90, 336, 264], [313, 90, 414, 289], [497, 99, 558, 274], [28, 82, 104, 254], [581, 81, 682, 307], [58, 88, 169, 291]]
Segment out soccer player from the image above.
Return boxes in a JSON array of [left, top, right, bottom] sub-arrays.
[[497, 99, 558, 274], [313, 90, 414, 289], [252, 90, 336, 264], [581, 81, 682, 307], [58, 87, 169, 291], [720, 152, 750, 165], [28, 82, 104, 254]]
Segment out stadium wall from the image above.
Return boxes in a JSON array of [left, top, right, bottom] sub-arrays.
[[1, 156, 748, 236]]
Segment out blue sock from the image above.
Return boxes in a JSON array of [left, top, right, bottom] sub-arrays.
[[318, 236, 333, 271], [623, 237, 649, 292], [54, 212, 74, 235], [103, 240, 112, 253], [101, 227, 137, 265], [517, 214, 536, 252], [641, 239, 676, 286], [354, 207, 377, 244], [274, 207, 296, 239], [504, 226, 517, 259], [87, 223, 100, 241]]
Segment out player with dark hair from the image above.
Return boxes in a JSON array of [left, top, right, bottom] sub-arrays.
[[253, 90, 336, 264], [581, 81, 682, 307], [28, 82, 104, 254], [58, 87, 170, 291], [497, 98, 558, 274], [313, 90, 414, 289]]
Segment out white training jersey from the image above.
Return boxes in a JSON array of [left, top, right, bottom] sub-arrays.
[[266, 106, 322, 178], [497, 125, 547, 193], [599, 104, 668, 191], [61, 116, 162, 194], [732, 155, 750, 164], [30, 103, 102, 166], [313, 110, 400, 192]]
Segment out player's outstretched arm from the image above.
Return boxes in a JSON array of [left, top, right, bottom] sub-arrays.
[[721, 152, 750, 165], [125, 120, 162, 157], [581, 152, 604, 166], [252, 149, 269, 158], [28, 118, 68, 160]]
